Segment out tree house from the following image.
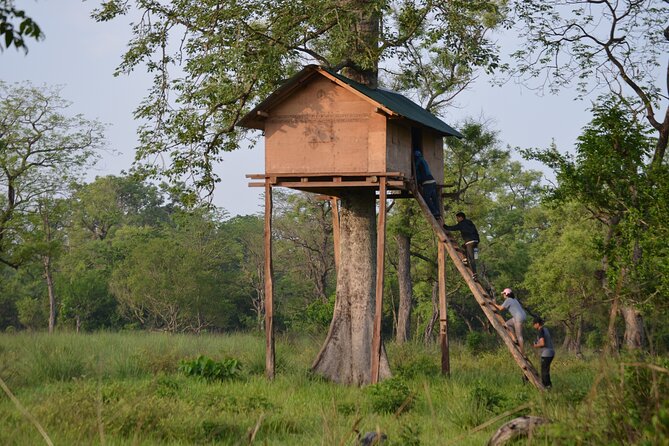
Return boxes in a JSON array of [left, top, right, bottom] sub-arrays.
[[240, 64, 462, 195], [238, 65, 545, 390]]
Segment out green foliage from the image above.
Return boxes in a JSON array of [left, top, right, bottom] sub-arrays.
[[511, 0, 668, 109], [92, 0, 506, 197], [0, 331, 659, 445], [523, 99, 668, 351], [15, 296, 47, 330], [559, 355, 669, 445], [366, 377, 414, 414], [465, 331, 499, 354], [286, 296, 335, 333], [394, 353, 440, 379], [0, 1, 43, 52], [469, 380, 505, 412], [179, 355, 242, 382], [395, 423, 422, 446], [0, 81, 104, 268], [449, 380, 508, 428]]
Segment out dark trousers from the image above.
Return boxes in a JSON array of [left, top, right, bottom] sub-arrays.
[[420, 182, 441, 218], [541, 356, 554, 388], [464, 241, 478, 274]]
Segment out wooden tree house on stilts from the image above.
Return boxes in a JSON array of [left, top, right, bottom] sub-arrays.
[[238, 65, 545, 390]]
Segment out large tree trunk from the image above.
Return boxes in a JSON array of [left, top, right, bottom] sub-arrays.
[[312, 0, 386, 385], [561, 316, 583, 355], [621, 305, 644, 349], [395, 232, 413, 344], [312, 190, 391, 385]]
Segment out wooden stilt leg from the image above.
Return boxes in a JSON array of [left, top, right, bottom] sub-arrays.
[[371, 179, 387, 384], [330, 197, 340, 273], [438, 241, 450, 375], [264, 181, 275, 380]]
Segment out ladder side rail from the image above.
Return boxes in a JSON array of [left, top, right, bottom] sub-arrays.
[[409, 181, 545, 390]]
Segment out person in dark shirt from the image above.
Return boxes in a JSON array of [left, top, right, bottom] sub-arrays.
[[413, 150, 441, 219], [532, 317, 555, 388], [443, 211, 480, 280]]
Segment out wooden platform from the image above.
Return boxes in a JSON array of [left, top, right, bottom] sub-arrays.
[[246, 172, 410, 196]]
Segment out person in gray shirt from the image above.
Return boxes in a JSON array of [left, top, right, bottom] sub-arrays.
[[532, 317, 555, 388], [492, 288, 527, 353]]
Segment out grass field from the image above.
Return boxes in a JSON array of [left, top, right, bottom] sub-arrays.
[[0, 332, 665, 445]]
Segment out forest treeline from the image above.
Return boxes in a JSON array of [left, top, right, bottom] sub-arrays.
[[1, 83, 667, 355]]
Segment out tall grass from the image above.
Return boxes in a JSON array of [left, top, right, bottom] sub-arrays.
[[0, 331, 664, 445]]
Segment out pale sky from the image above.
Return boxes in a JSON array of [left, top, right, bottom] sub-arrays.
[[1, 0, 594, 216]]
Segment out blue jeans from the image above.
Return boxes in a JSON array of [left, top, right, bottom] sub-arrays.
[[421, 182, 440, 218]]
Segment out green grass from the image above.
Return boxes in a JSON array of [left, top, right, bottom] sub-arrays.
[[0, 332, 665, 445]]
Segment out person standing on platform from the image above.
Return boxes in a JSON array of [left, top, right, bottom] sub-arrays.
[[492, 288, 527, 353], [443, 211, 480, 280], [532, 317, 555, 388], [413, 150, 441, 220]]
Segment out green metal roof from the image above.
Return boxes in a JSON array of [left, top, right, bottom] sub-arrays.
[[322, 67, 463, 138]]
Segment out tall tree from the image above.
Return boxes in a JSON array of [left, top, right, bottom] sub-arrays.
[[96, 0, 505, 384], [523, 100, 659, 350], [274, 191, 335, 303], [0, 81, 104, 268], [110, 209, 239, 332], [511, 0, 668, 170], [523, 202, 604, 354]]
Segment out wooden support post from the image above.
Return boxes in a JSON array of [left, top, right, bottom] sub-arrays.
[[264, 181, 275, 380], [438, 241, 450, 375], [437, 183, 449, 375], [330, 197, 340, 273], [371, 178, 387, 384]]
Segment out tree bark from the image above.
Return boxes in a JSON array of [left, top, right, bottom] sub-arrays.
[[312, 190, 391, 385], [562, 316, 583, 355], [44, 255, 56, 334], [423, 281, 439, 345], [621, 305, 644, 349], [395, 233, 413, 344], [487, 416, 550, 446], [606, 292, 620, 354]]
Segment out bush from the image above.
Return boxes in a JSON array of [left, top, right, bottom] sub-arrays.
[[287, 297, 334, 333], [178, 355, 242, 382], [469, 380, 505, 412], [586, 330, 603, 350], [366, 377, 414, 414], [394, 353, 439, 379], [465, 331, 498, 354]]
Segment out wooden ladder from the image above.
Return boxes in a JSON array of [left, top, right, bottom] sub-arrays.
[[408, 181, 545, 391]]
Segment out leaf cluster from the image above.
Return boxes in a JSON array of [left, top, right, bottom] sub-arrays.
[[0, 1, 43, 52], [179, 355, 243, 382]]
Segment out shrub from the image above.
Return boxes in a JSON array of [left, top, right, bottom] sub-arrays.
[[586, 330, 603, 350], [395, 353, 439, 379], [178, 355, 242, 382], [465, 331, 498, 354], [287, 297, 334, 333], [366, 377, 414, 414], [469, 380, 505, 412]]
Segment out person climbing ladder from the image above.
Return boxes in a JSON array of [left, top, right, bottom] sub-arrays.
[[492, 288, 527, 353], [443, 212, 480, 281], [413, 150, 441, 220]]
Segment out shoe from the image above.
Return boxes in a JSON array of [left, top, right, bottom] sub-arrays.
[[462, 258, 468, 265], [472, 274, 478, 282]]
